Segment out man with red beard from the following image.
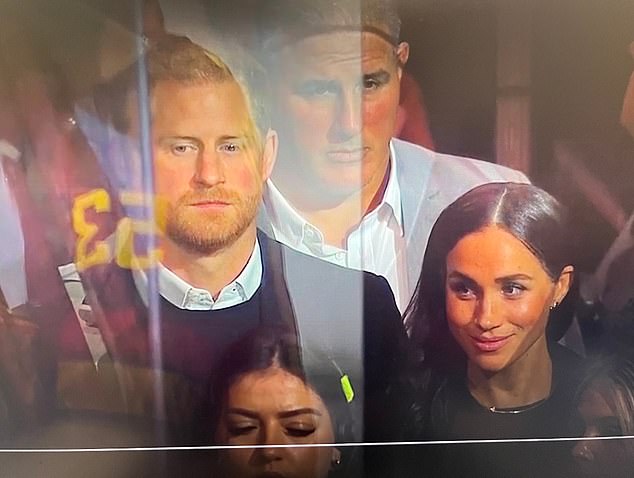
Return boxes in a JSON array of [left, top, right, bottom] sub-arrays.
[[79, 34, 407, 448]]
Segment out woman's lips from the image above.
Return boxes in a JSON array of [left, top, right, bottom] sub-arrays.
[[470, 334, 513, 352]]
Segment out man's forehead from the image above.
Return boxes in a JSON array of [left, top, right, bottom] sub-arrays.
[[131, 80, 256, 138], [278, 31, 396, 73], [281, 31, 394, 62], [152, 79, 244, 103], [150, 80, 251, 121]]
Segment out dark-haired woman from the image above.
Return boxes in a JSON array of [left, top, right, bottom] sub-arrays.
[[405, 182, 583, 477], [573, 353, 634, 477], [210, 326, 358, 478]]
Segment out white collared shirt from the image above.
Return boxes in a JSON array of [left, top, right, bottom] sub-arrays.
[[263, 142, 409, 311], [133, 239, 263, 311], [0, 141, 28, 309]]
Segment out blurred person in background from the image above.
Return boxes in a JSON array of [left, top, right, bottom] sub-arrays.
[[256, 0, 528, 313], [588, 39, 634, 321], [573, 353, 634, 477]]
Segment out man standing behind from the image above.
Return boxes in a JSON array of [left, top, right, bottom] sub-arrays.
[[257, 0, 529, 312], [77, 34, 406, 444]]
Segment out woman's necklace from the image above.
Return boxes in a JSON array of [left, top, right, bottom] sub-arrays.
[[487, 397, 548, 414]]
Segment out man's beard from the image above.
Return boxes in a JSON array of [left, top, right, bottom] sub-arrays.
[[164, 187, 260, 255]]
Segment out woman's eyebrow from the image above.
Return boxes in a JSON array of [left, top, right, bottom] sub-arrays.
[[494, 274, 533, 283], [446, 271, 475, 282], [278, 408, 322, 419], [227, 408, 259, 419]]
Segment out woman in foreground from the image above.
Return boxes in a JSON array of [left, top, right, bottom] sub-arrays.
[[210, 326, 356, 478]]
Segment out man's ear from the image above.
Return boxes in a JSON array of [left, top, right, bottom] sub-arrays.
[[396, 42, 410, 80], [554, 265, 574, 305], [261, 128, 278, 181]]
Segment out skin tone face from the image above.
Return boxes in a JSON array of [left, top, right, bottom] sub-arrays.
[[215, 367, 338, 478], [445, 225, 572, 381], [573, 380, 634, 477], [271, 30, 409, 205], [149, 80, 274, 255]]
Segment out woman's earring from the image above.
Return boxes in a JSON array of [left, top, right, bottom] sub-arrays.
[[331, 449, 342, 468], [549, 301, 559, 310]]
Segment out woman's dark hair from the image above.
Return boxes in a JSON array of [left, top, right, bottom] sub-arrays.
[[404, 182, 574, 374], [576, 353, 634, 436], [209, 326, 355, 445]]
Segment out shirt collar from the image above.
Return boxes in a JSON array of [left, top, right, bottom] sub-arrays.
[[382, 140, 403, 230], [264, 179, 313, 249], [264, 141, 403, 243], [133, 238, 262, 311]]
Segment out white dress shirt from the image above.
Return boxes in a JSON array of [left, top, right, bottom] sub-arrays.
[[264, 142, 409, 311], [133, 238, 263, 311], [0, 141, 28, 309]]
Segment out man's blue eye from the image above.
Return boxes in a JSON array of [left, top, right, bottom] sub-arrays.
[[171, 144, 197, 155], [219, 143, 240, 153], [296, 82, 337, 97], [363, 78, 381, 90]]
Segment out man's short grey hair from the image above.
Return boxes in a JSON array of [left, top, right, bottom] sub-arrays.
[[257, 0, 402, 52]]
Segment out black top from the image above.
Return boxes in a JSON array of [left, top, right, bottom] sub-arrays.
[[156, 287, 266, 384], [423, 343, 583, 478]]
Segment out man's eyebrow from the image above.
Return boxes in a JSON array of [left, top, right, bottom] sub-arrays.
[[158, 135, 199, 142], [278, 408, 322, 419], [217, 134, 247, 142], [226, 408, 259, 419]]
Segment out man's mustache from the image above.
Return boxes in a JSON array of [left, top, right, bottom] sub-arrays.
[[177, 188, 242, 205]]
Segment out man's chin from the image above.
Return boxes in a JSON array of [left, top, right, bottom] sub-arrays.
[[165, 216, 249, 255], [166, 229, 242, 255]]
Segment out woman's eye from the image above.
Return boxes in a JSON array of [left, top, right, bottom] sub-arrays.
[[501, 283, 526, 297], [226, 421, 258, 436], [448, 282, 475, 299], [171, 144, 197, 155], [285, 426, 317, 438]]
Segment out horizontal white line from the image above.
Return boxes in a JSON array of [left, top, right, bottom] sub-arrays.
[[1, 435, 634, 453]]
